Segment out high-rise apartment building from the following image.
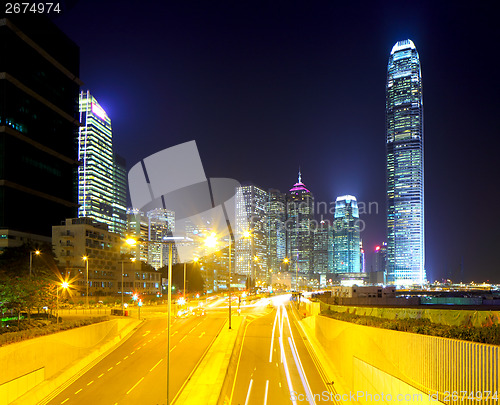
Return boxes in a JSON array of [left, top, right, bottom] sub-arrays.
[[373, 242, 387, 273], [78, 91, 127, 236], [386, 39, 426, 285], [0, 14, 81, 249], [286, 171, 314, 275], [333, 195, 361, 274]]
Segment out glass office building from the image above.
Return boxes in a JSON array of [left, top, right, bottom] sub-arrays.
[[78, 91, 126, 236], [0, 14, 80, 248], [333, 195, 361, 274], [386, 39, 426, 285]]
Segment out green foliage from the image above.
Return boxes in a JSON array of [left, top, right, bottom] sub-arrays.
[[0, 316, 109, 346], [322, 309, 500, 345]]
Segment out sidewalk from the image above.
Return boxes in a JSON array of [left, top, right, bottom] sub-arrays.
[[173, 316, 244, 405]]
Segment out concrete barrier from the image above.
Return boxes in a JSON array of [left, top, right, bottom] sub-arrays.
[[307, 315, 499, 405], [0, 318, 140, 405]]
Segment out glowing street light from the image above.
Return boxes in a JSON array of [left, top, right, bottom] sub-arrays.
[[204, 232, 218, 249], [82, 256, 89, 309], [56, 281, 70, 324], [29, 249, 41, 277]]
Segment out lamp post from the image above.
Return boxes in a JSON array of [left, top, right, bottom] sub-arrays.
[[119, 257, 135, 315], [29, 250, 40, 277], [56, 281, 69, 324], [126, 235, 190, 405], [83, 256, 89, 309]]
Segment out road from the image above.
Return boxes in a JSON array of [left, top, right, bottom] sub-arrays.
[[46, 311, 226, 405], [230, 295, 338, 405]]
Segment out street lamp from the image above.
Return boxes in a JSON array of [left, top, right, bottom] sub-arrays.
[[128, 235, 190, 405], [82, 256, 89, 309], [29, 250, 40, 277], [56, 281, 69, 324], [120, 257, 136, 315]]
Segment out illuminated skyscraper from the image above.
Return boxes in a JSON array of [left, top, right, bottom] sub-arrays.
[[266, 189, 286, 275], [313, 220, 333, 274], [386, 39, 426, 285], [333, 195, 360, 274], [78, 91, 126, 236], [235, 184, 268, 282], [286, 171, 314, 275]]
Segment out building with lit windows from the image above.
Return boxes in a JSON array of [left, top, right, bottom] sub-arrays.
[[386, 39, 426, 285], [286, 171, 314, 275], [266, 189, 286, 276], [333, 195, 361, 275], [0, 14, 80, 249], [126, 208, 176, 268], [313, 220, 333, 274], [235, 184, 268, 283], [78, 91, 126, 237], [52, 217, 121, 297]]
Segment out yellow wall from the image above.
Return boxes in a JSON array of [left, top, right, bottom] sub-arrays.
[[314, 315, 499, 405]]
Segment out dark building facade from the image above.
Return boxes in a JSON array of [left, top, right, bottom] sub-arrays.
[[0, 14, 81, 248]]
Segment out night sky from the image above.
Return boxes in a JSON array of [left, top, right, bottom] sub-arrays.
[[52, 0, 500, 283]]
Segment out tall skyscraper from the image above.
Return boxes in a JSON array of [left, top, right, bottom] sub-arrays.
[[312, 220, 333, 274], [78, 91, 126, 236], [333, 195, 361, 274], [0, 14, 81, 249], [373, 242, 387, 273], [386, 39, 426, 285], [266, 189, 286, 275], [112, 153, 128, 236], [286, 171, 314, 275], [235, 184, 268, 282]]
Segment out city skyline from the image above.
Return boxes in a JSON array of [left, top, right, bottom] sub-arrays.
[[51, 1, 500, 283]]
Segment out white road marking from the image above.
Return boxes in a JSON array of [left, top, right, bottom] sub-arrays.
[[264, 380, 269, 405], [61, 399, 69, 404], [116, 361, 121, 365], [75, 388, 82, 394], [87, 380, 94, 386], [124, 356, 129, 360], [98, 373, 104, 378], [244, 379, 253, 405], [199, 332, 206, 338], [180, 336, 187, 342], [107, 367, 113, 371], [170, 345, 177, 352], [126, 377, 144, 394], [143, 331, 150, 336], [150, 358, 163, 371], [269, 307, 279, 362]]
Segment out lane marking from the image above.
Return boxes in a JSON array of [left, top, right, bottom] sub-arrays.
[[61, 399, 69, 404], [264, 380, 269, 405], [189, 327, 195, 333], [199, 332, 206, 338], [170, 345, 177, 352], [87, 380, 94, 386], [150, 358, 163, 372], [124, 356, 129, 360], [75, 388, 82, 394], [180, 336, 186, 342], [172, 331, 178, 335], [126, 377, 144, 394], [108, 367, 113, 371], [131, 351, 135, 355], [269, 307, 279, 362], [288, 336, 316, 405], [116, 361, 121, 365], [98, 373, 104, 378], [244, 379, 253, 405], [143, 331, 150, 336]]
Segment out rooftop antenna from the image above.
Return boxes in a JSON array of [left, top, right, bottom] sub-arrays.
[[298, 167, 302, 183]]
